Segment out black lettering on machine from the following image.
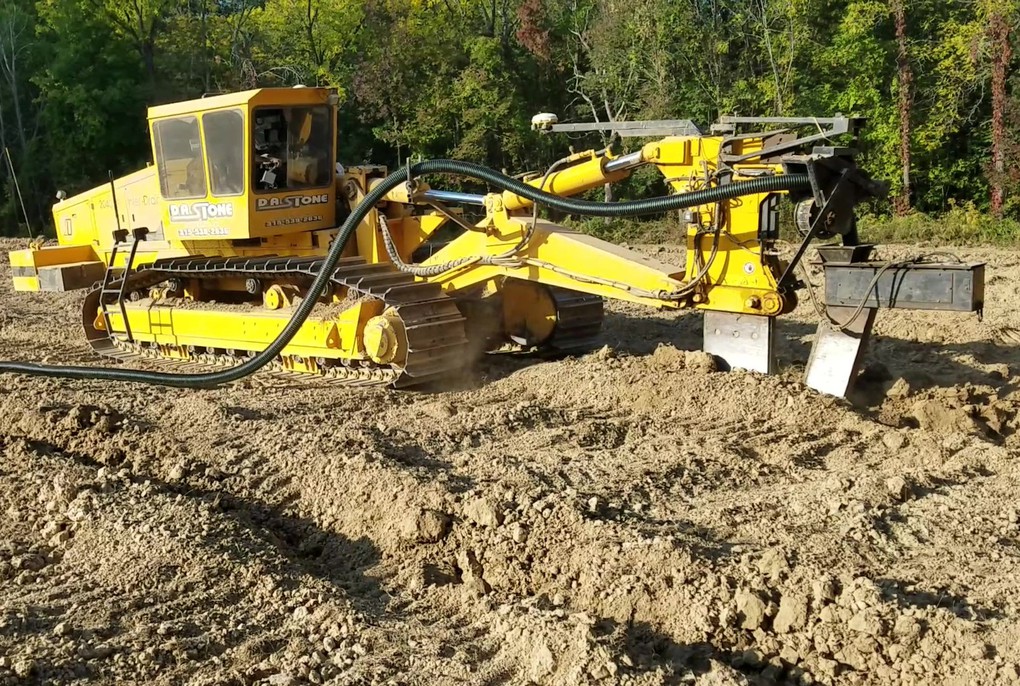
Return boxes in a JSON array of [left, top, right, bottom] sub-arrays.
[[265, 215, 324, 228]]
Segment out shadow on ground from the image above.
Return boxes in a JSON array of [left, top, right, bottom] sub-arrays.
[[620, 619, 777, 685]]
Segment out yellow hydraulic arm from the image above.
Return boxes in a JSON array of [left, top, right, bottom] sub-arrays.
[[407, 116, 878, 319]]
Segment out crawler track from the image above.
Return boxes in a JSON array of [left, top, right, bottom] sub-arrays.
[[547, 287, 605, 351], [81, 255, 470, 388]]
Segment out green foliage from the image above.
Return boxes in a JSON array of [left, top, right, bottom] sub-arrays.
[[250, 0, 366, 89], [0, 0, 1017, 239], [34, 0, 150, 189], [859, 203, 1020, 245]]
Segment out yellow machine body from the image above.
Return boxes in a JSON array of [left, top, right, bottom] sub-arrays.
[[6, 87, 862, 387], [424, 136, 792, 318], [12, 87, 339, 286]]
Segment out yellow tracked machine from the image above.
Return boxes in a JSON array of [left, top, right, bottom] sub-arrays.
[[2, 87, 985, 396]]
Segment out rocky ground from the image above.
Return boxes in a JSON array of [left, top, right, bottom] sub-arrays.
[[0, 238, 1018, 685]]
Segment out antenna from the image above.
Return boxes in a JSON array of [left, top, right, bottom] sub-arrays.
[[4, 147, 33, 238]]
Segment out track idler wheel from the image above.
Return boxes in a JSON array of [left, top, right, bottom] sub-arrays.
[[363, 309, 406, 365]]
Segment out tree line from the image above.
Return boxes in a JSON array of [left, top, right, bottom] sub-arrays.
[[0, 0, 1017, 236]]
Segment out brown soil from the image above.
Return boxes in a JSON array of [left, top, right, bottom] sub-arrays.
[[0, 238, 1018, 685]]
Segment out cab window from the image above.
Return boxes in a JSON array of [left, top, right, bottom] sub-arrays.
[[203, 109, 245, 196], [252, 106, 332, 192], [153, 116, 206, 199]]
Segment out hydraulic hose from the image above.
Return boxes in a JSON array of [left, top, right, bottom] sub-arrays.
[[0, 160, 810, 388], [418, 160, 809, 217]]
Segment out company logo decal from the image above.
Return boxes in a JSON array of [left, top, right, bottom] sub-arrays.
[[256, 194, 330, 211], [169, 202, 234, 222]]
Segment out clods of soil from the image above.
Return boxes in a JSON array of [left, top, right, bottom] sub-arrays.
[[0, 239, 1018, 685]]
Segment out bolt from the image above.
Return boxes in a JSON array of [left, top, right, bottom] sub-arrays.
[[745, 296, 762, 310], [761, 293, 783, 315]]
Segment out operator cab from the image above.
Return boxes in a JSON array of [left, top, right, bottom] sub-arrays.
[[252, 106, 333, 192], [147, 87, 339, 241]]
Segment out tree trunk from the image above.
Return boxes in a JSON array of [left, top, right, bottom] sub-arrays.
[[891, 0, 913, 215], [201, 0, 210, 93], [136, 2, 158, 85], [140, 41, 157, 84], [989, 11, 1011, 218], [5, 63, 27, 161], [306, 0, 323, 84]]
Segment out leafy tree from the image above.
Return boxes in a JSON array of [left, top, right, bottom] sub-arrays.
[[34, 0, 149, 193], [0, 0, 1017, 236]]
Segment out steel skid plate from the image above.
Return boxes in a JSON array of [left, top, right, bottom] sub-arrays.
[[703, 311, 776, 375], [804, 305, 878, 398]]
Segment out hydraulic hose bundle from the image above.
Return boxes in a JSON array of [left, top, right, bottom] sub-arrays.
[[0, 159, 810, 388]]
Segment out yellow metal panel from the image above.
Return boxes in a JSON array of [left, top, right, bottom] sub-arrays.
[[151, 306, 173, 337], [12, 276, 39, 292], [107, 306, 346, 360], [682, 190, 781, 300], [148, 90, 260, 120], [10, 245, 99, 267], [52, 166, 161, 248], [425, 219, 686, 309], [52, 190, 102, 248], [118, 168, 164, 239], [9, 249, 36, 268]]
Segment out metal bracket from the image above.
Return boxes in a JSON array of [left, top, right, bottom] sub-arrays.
[[803, 249, 986, 397], [718, 116, 863, 163], [776, 169, 856, 292], [549, 119, 702, 138]]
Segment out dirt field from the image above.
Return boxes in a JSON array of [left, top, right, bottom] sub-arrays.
[[1, 238, 1019, 685]]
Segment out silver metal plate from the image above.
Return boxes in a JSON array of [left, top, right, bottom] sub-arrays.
[[822, 262, 984, 312], [804, 306, 877, 398], [703, 311, 776, 375]]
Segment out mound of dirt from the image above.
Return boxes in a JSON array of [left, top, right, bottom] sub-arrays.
[[0, 239, 1018, 685]]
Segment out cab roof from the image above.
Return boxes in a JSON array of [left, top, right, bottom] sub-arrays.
[[147, 87, 335, 120]]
